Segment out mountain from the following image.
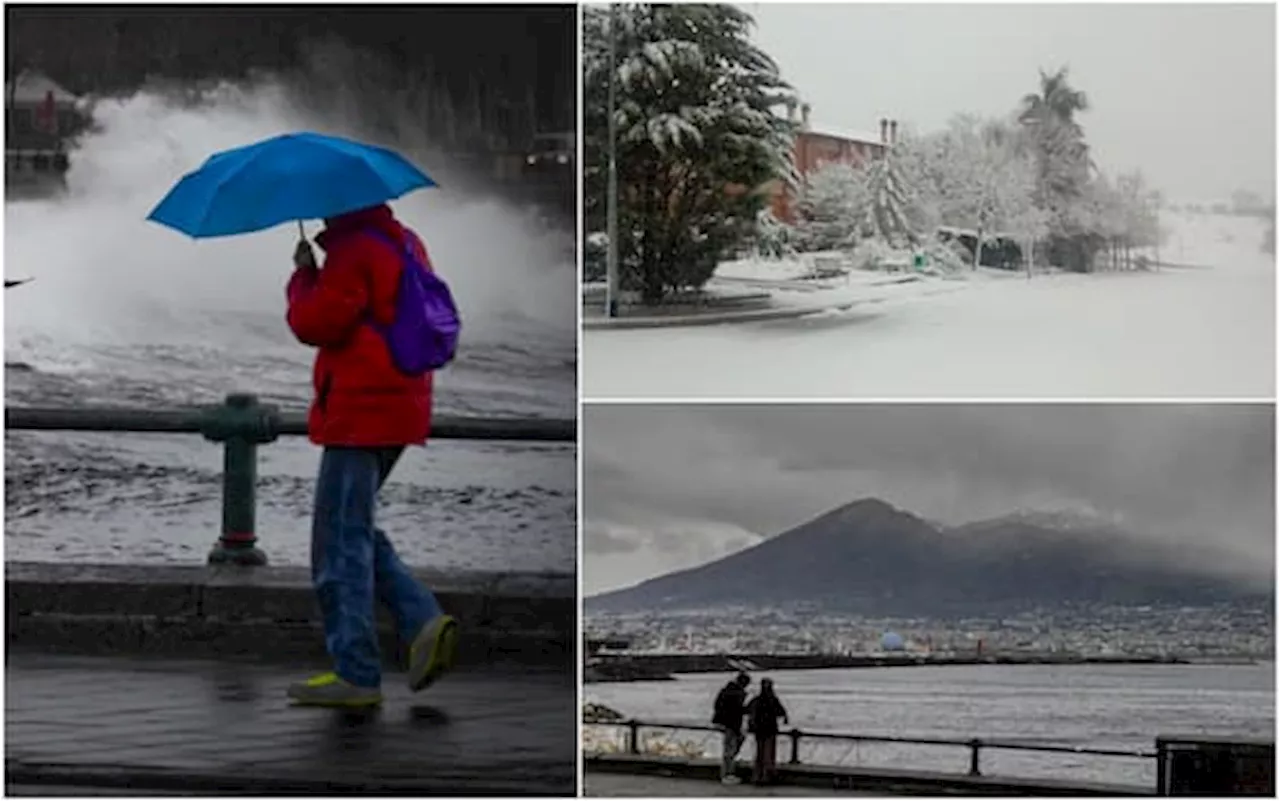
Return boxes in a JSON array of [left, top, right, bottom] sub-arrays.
[[586, 498, 1272, 616]]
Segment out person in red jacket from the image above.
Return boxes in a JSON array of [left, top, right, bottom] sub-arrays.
[[283, 203, 458, 707]]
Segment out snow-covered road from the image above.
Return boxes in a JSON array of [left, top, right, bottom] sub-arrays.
[[583, 214, 1274, 399]]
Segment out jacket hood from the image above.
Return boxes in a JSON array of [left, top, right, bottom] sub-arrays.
[[316, 204, 401, 251]]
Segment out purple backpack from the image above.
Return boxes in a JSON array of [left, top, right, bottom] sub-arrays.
[[364, 228, 461, 375]]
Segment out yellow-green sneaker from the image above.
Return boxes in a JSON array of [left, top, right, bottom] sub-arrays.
[[286, 671, 383, 707], [408, 614, 459, 692]]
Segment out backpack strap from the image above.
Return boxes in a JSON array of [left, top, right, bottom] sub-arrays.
[[362, 227, 412, 260], [359, 228, 416, 330], [364, 227, 436, 276]]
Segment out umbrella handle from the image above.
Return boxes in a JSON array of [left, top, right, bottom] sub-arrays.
[[297, 220, 306, 239]]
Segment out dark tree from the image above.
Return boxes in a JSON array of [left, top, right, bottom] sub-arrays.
[[6, 4, 575, 143]]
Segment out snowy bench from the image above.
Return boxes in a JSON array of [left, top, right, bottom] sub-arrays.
[[807, 254, 849, 279]]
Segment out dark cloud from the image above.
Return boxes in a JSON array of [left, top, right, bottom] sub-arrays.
[[583, 404, 1274, 593]]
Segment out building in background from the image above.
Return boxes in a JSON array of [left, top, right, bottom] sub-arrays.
[[5, 69, 91, 194], [770, 102, 896, 223]]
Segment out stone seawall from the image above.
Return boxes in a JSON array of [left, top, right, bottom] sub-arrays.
[[7, 561, 574, 668]]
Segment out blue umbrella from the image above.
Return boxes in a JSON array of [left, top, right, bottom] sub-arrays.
[[147, 132, 436, 238]]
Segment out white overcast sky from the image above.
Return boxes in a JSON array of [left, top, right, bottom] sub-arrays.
[[742, 2, 1275, 202], [583, 405, 1274, 596]]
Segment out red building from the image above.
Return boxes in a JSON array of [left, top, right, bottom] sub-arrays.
[[770, 103, 897, 223]]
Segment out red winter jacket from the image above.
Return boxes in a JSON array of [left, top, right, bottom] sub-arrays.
[[285, 204, 433, 447]]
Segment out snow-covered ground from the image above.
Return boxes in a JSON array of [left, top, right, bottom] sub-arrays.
[[714, 252, 1023, 305], [583, 212, 1274, 398]]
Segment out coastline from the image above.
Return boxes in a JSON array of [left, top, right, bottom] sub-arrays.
[[584, 651, 1216, 683]]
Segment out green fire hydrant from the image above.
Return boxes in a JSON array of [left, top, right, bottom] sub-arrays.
[[200, 393, 280, 566]]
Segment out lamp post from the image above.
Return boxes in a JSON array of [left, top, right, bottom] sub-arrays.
[[604, 3, 620, 318]]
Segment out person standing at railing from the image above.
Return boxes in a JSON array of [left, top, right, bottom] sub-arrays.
[[712, 672, 752, 784], [745, 678, 789, 786], [282, 203, 460, 707]]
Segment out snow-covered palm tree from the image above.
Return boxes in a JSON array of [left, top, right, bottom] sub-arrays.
[[1018, 67, 1097, 269], [1019, 67, 1089, 130]]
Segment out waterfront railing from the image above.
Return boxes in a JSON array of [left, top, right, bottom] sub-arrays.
[[7, 395, 574, 565], [583, 718, 1157, 789]]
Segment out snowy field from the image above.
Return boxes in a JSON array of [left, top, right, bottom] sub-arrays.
[[584, 213, 1274, 399]]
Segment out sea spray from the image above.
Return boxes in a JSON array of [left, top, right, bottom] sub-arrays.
[[4, 66, 575, 385]]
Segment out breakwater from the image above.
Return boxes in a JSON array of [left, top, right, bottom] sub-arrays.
[[586, 651, 1187, 682]]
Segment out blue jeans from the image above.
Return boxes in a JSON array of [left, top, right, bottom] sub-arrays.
[[311, 446, 442, 688]]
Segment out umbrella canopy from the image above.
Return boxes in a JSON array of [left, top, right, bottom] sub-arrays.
[[147, 132, 437, 238]]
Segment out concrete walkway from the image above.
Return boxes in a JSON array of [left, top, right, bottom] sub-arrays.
[[5, 652, 575, 795], [585, 770, 865, 796]]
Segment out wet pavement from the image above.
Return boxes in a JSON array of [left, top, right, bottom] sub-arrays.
[[8, 786, 220, 796], [6, 652, 576, 795], [584, 771, 864, 796]]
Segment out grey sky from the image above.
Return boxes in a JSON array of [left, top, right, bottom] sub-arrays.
[[743, 3, 1275, 202], [583, 404, 1274, 595]]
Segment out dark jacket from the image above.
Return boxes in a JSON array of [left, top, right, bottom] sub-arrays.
[[712, 682, 747, 730], [746, 692, 788, 737]]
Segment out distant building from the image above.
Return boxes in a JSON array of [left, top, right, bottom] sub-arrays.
[[770, 102, 895, 223], [5, 70, 90, 192], [881, 631, 906, 652], [584, 637, 632, 657], [6, 69, 85, 151]]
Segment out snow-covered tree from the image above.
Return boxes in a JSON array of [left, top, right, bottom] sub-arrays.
[[790, 128, 940, 255], [1020, 67, 1092, 207], [582, 4, 797, 303], [1006, 192, 1052, 275], [793, 160, 867, 252], [1076, 176, 1123, 270], [885, 127, 946, 235], [752, 207, 796, 259], [1073, 171, 1163, 271], [1115, 171, 1162, 268], [1019, 67, 1097, 270], [931, 115, 1039, 269], [860, 146, 925, 248]]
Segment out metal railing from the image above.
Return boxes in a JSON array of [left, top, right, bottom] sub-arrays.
[[7, 393, 575, 566], [5, 148, 69, 173], [583, 719, 1157, 786]]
